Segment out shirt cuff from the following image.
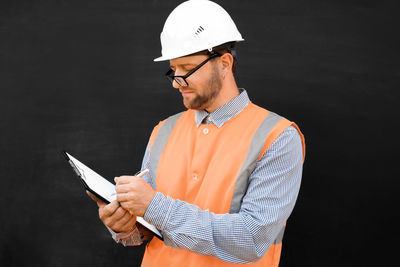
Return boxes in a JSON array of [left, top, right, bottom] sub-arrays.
[[143, 192, 174, 231], [106, 225, 117, 241], [115, 226, 143, 246], [106, 225, 143, 246]]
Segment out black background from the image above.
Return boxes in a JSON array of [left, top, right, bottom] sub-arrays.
[[1, 0, 399, 266]]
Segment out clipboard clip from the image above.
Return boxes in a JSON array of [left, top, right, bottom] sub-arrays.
[[68, 160, 86, 180]]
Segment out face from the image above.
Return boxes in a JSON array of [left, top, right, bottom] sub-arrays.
[[169, 55, 222, 111]]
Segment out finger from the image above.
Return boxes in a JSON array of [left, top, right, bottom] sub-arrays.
[[124, 216, 137, 230], [86, 190, 99, 201], [115, 183, 133, 194], [116, 215, 137, 233], [112, 206, 129, 221], [102, 200, 120, 216], [87, 191, 106, 208], [117, 210, 135, 226], [116, 192, 133, 203], [114, 175, 135, 185], [119, 201, 132, 213], [109, 208, 136, 232]]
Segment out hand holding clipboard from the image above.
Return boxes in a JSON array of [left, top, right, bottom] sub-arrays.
[[87, 191, 138, 234], [63, 151, 163, 240]]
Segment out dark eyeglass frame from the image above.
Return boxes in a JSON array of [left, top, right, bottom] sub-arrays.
[[165, 52, 221, 87]]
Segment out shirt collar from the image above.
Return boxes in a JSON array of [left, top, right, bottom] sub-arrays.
[[195, 88, 250, 128]]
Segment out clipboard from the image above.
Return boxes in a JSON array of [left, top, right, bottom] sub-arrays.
[[62, 151, 163, 240]]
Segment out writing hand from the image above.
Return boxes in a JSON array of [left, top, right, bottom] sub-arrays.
[[115, 175, 156, 217]]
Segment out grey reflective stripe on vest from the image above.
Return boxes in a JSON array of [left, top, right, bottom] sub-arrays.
[[229, 112, 283, 213], [274, 225, 285, 244], [148, 112, 184, 190]]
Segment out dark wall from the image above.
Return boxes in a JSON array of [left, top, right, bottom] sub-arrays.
[[1, 0, 398, 266]]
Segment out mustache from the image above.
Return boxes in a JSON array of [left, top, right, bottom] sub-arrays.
[[180, 87, 195, 92]]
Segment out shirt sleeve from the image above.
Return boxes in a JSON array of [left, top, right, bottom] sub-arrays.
[[140, 141, 151, 184], [143, 126, 304, 263]]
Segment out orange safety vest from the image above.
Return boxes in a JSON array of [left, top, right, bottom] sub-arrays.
[[142, 102, 305, 267]]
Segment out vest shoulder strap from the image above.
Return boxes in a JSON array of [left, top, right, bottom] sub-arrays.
[[148, 112, 184, 189], [229, 111, 290, 213]]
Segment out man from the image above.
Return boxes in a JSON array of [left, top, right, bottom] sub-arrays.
[[88, 0, 305, 266]]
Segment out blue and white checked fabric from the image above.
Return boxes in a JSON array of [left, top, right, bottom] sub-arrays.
[[194, 88, 250, 128], [115, 89, 304, 263]]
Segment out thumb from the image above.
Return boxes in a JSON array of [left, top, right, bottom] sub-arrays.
[[86, 190, 106, 208]]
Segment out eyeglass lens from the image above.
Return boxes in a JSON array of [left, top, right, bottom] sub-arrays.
[[166, 53, 220, 87]]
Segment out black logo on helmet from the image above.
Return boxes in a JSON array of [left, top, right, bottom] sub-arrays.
[[194, 26, 205, 36]]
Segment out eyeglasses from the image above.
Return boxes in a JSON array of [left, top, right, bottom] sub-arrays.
[[165, 52, 221, 87]]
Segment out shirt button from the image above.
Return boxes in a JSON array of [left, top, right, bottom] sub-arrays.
[[192, 173, 199, 181], [203, 128, 209, 135]]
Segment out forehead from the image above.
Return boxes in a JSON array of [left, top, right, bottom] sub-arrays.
[[169, 54, 208, 67]]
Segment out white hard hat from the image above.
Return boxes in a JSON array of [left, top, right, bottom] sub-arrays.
[[154, 0, 244, 62]]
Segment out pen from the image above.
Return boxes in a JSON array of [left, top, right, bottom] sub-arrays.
[[135, 168, 149, 177]]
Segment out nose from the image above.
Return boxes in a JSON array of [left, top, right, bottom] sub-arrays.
[[172, 79, 181, 89]]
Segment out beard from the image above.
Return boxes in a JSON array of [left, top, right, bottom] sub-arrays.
[[183, 64, 222, 110]]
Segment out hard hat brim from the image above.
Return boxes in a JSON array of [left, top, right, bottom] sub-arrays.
[[153, 38, 244, 62]]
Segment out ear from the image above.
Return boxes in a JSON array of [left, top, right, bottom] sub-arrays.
[[219, 53, 233, 75]]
